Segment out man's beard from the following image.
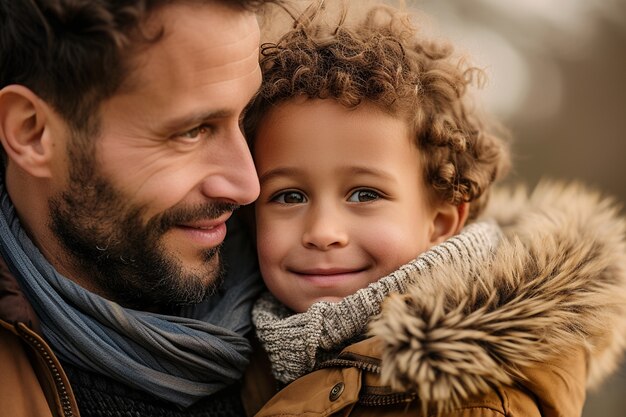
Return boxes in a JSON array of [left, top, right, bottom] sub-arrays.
[[48, 138, 238, 310]]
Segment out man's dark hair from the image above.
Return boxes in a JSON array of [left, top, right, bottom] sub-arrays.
[[0, 0, 272, 133]]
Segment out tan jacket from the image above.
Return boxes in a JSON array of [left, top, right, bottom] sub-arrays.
[[0, 259, 80, 417], [249, 337, 586, 417], [244, 182, 626, 417]]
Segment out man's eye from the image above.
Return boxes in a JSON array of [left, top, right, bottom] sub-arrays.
[[347, 189, 381, 203], [271, 191, 307, 204], [180, 125, 212, 140]]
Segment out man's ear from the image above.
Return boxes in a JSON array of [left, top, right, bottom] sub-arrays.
[[0, 85, 55, 178], [429, 201, 470, 246]]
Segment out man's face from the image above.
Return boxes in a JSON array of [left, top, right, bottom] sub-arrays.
[[48, 3, 261, 309]]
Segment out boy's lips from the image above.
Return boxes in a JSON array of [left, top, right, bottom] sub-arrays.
[[289, 266, 370, 287], [292, 267, 366, 275]]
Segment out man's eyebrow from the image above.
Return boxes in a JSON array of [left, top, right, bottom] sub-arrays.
[[161, 109, 232, 133]]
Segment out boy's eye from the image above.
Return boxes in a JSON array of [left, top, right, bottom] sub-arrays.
[[348, 189, 381, 203], [271, 191, 307, 204]]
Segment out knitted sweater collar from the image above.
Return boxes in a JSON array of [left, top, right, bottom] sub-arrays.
[[252, 221, 502, 384]]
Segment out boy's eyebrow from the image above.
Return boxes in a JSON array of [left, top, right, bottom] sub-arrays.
[[258, 167, 301, 186], [259, 166, 396, 186], [344, 166, 396, 180]]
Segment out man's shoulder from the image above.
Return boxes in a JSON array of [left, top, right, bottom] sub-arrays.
[[0, 321, 56, 417]]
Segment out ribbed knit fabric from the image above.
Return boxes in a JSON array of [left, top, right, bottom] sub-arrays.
[[252, 221, 502, 384], [62, 361, 247, 417]]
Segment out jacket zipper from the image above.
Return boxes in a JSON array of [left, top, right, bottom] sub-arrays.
[[317, 358, 381, 373], [359, 391, 417, 406], [16, 323, 75, 417], [317, 358, 418, 407]]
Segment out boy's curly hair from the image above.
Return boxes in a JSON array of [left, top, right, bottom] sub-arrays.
[[245, 2, 510, 219]]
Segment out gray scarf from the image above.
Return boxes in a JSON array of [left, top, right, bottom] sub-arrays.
[[253, 221, 502, 384], [0, 185, 262, 407]]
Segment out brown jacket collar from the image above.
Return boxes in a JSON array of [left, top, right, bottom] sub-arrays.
[[0, 255, 40, 331], [369, 182, 626, 412]]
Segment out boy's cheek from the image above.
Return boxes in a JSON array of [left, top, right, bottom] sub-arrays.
[[361, 222, 431, 266], [256, 224, 289, 269]]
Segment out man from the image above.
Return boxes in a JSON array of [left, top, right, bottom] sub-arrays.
[[0, 1, 274, 416]]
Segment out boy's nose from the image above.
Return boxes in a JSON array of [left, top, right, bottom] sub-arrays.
[[301, 208, 349, 250]]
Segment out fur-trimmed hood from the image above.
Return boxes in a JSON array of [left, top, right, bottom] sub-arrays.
[[370, 181, 626, 410]]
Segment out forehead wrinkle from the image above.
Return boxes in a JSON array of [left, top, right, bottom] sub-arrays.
[[127, 4, 260, 89], [170, 27, 259, 71], [205, 50, 260, 72], [194, 55, 260, 85]]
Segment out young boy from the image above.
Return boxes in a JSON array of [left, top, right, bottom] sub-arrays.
[[242, 2, 626, 416]]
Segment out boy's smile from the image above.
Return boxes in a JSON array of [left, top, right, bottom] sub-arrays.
[[254, 99, 454, 313]]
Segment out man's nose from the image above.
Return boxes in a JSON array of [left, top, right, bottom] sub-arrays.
[[199, 129, 260, 205]]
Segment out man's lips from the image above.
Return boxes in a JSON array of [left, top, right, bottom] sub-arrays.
[[179, 212, 233, 229], [174, 213, 232, 247]]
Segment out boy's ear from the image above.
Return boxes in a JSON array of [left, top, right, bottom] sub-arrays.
[[0, 85, 55, 178], [429, 201, 469, 246]]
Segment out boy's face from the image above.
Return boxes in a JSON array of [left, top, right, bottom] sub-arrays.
[[254, 99, 444, 313]]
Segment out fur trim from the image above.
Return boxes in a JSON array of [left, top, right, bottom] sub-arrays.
[[369, 181, 626, 411]]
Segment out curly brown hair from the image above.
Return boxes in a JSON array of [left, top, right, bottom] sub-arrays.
[[245, 2, 510, 219]]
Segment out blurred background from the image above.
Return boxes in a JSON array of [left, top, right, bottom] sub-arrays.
[[406, 0, 626, 415]]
